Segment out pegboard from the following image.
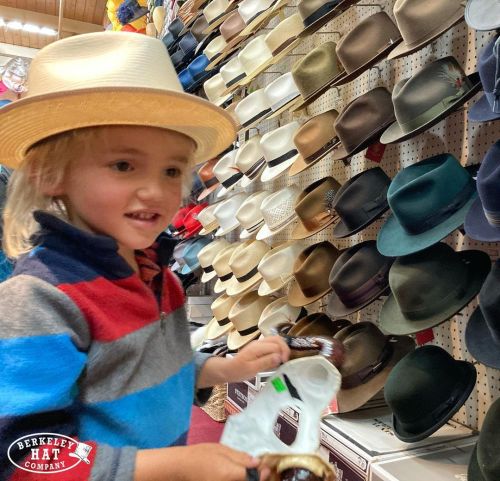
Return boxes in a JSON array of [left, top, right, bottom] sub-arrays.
[[202, 0, 500, 431]]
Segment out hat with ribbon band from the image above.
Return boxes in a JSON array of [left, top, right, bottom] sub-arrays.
[[213, 242, 243, 293], [214, 192, 247, 236], [204, 73, 233, 106], [198, 203, 221, 235], [234, 134, 267, 188], [198, 238, 231, 282], [203, 0, 236, 33], [297, 0, 343, 37], [213, 149, 243, 198], [234, 88, 273, 132], [220, 56, 247, 92], [264, 73, 302, 119], [258, 297, 307, 337], [205, 293, 239, 339], [236, 191, 272, 239]]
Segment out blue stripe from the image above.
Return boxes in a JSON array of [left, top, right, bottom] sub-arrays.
[[79, 362, 195, 448], [0, 334, 86, 416]]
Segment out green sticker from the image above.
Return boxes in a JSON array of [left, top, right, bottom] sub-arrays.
[[271, 377, 287, 393]]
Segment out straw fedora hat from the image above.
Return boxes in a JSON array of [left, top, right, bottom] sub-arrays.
[[237, 0, 289, 38], [214, 192, 247, 236], [204, 73, 233, 106], [289, 109, 340, 176], [227, 291, 274, 349], [234, 88, 273, 132], [197, 158, 221, 200], [234, 135, 267, 188], [198, 238, 231, 282], [203, 35, 229, 66], [236, 190, 272, 238], [258, 297, 307, 336], [220, 56, 247, 94], [264, 73, 302, 119], [388, 0, 465, 60], [213, 149, 243, 197], [0, 32, 237, 169], [198, 203, 221, 235], [237, 35, 274, 86], [203, 0, 237, 34], [213, 242, 242, 293], [205, 293, 239, 339]]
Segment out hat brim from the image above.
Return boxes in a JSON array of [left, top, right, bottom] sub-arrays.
[[392, 360, 477, 442], [333, 203, 389, 238], [227, 327, 261, 349], [465, 0, 500, 31], [202, 6, 238, 34], [239, 166, 266, 188], [215, 221, 241, 236], [220, 34, 248, 54], [214, 277, 232, 293], [197, 183, 220, 200], [237, 0, 288, 38], [287, 279, 332, 307], [379, 250, 491, 335], [225, 272, 262, 296], [266, 94, 303, 120], [328, 285, 390, 318], [258, 276, 293, 296], [237, 107, 274, 135], [205, 46, 239, 71], [336, 335, 415, 413], [199, 223, 220, 235], [465, 306, 500, 369], [201, 270, 218, 282], [468, 94, 500, 122], [289, 138, 340, 176], [0, 87, 237, 169], [256, 214, 298, 240], [464, 196, 500, 242], [240, 221, 264, 239], [260, 152, 300, 182], [205, 316, 233, 339], [376, 192, 477, 257], [291, 214, 339, 240], [180, 260, 201, 274], [379, 72, 482, 145]]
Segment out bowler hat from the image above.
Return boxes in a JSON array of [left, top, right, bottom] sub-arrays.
[[377, 154, 477, 256], [465, 0, 500, 31], [465, 260, 500, 369], [198, 238, 230, 282], [197, 158, 221, 200], [333, 167, 390, 238], [334, 322, 415, 413], [380, 56, 481, 144], [205, 293, 239, 339], [327, 240, 394, 317], [379, 243, 491, 335], [384, 345, 477, 442]]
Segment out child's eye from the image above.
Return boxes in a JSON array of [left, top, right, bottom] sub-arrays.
[[111, 161, 133, 172], [165, 167, 182, 178]]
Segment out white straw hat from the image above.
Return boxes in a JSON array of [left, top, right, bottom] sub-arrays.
[[264, 72, 301, 117], [213, 149, 243, 197], [205, 293, 239, 339], [236, 191, 272, 238], [213, 242, 242, 293], [198, 238, 231, 282], [198, 203, 221, 235], [214, 192, 248, 236], [0, 32, 236, 169], [238, 35, 273, 84], [203, 35, 229, 62], [234, 134, 267, 187], [234, 88, 273, 130], [220, 56, 247, 90], [204, 73, 233, 106], [258, 296, 306, 336]]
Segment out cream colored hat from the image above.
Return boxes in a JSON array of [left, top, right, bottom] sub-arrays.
[[198, 203, 221, 235], [257, 185, 301, 240], [264, 72, 301, 117], [264, 12, 304, 61], [213, 149, 243, 197], [203, 0, 235, 32], [258, 296, 306, 336], [238, 35, 273, 85], [203, 73, 233, 106], [198, 238, 231, 282], [146, 22, 157, 37], [205, 293, 239, 339], [237, 0, 288, 38], [227, 291, 274, 349], [213, 242, 242, 293], [234, 88, 273, 130], [220, 56, 247, 91], [203, 35, 229, 63], [152, 6, 166, 33], [257, 240, 305, 295], [0, 32, 237, 169], [214, 192, 248, 236], [226, 240, 270, 296], [236, 191, 272, 238], [260, 121, 301, 182], [234, 134, 267, 187]]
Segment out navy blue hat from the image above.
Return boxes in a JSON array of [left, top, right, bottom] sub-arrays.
[[180, 32, 198, 56], [469, 35, 500, 122], [465, 140, 500, 241]]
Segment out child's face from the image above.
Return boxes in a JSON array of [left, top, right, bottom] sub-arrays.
[[56, 125, 194, 257]]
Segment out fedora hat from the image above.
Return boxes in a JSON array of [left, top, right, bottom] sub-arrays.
[[226, 240, 270, 296], [203, 0, 236, 33], [297, 0, 342, 37], [380, 56, 481, 144], [234, 135, 267, 188], [220, 56, 247, 92], [171, 238, 195, 271], [465, 140, 500, 241], [258, 297, 307, 336], [465, 260, 500, 369], [388, 0, 464, 60], [468, 35, 500, 122], [236, 190, 272, 238], [234, 88, 273, 131], [332, 12, 401, 86], [377, 154, 477, 256], [291, 41, 346, 112], [237, 35, 274, 86], [292, 177, 341, 239], [183, 203, 209, 238], [289, 109, 340, 176], [180, 237, 212, 274], [332, 167, 391, 238], [204, 73, 233, 106], [385, 345, 477, 442], [198, 238, 231, 282], [327, 240, 394, 317], [379, 243, 491, 335], [203, 35, 229, 64], [213, 242, 242, 293], [258, 240, 305, 296], [334, 322, 415, 413], [164, 18, 185, 50], [228, 291, 274, 349], [0, 32, 236, 169], [331, 87, 395, 161], [260, 121, 301, 182], [197, 158, 221, 200], [256, 185, 301, 240], [179, 67, 195, 90], [288, 241, 341, 307], [219, 11, 248, 53], [192, 15, 211, 46], [186, 54, 212, 91], [465, 0, 500, 30], [264, 73, 302, 119], [237, 0, 288, 38], [213, 149, 243, 198], [214, 192, 247, 236], [198, 203, 221, 235], [205, 293, 239, 339]]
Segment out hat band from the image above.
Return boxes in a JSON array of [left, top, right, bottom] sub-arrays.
[[341, 339, 394, 389], [208, 50, 223, 62], [304, 137, 340, 163], [484, 208, 500, 227], [244, 157, 266, 179], [237, 324, 259, 336], [245, 219, 265, 233], [242, 107, 273, 127], [219, 272, 233, 282], [268, 148, 299, 168], [245, 7, 267, 26], [203, 176, 219, 188], [226, 72, 246, 87], [336, 267, 389, 308], [201, 220, 218, 231], [302, 0, 341, 28], [221, 171, 244, 188], [208, 10, 227, 25], [272, 36, 298, 56], [217, 316, 231, 327], [268, 211, 296, 231], [235, 266, 259, 283], [203, 265, 215, 273]]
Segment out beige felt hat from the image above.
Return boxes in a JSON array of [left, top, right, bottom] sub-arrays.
[[213, 242, 242, 293], [236, 190, 272, 238], [203, 73, 233, 106], [234, 134, 267, 188], [258, 297, 307, 336], [198, 238, 231, 282], [205, 293, 240, 339], [0, 32, 237, 169]]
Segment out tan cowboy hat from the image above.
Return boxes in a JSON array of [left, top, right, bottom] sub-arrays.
[[0, 32, 237, 169], [205, 293, 240, 339]]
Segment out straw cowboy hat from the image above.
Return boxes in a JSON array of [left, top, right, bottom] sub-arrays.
[[203, 0, 237, 34], [205, 293, 240, 339], [198, 238, 230, 282], [213, 242, 242, 293], [234, 135, 267, 188], [258, 297, 307, 337], [0, 32, 237, 169], [234, 88, 273, 132], [236, 190, 272, 238]]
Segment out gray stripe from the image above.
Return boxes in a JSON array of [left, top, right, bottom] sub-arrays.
[[90, 444, 137, 481]]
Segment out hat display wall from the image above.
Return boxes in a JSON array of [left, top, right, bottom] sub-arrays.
[[465, 140, 500, 241], [331, 87, 395, 161], [379, 243, 490, 335], [236, 190, 272, 238], [220, 56, 247, 90], [377, 154, 477, 256], [234, 88, 273, 130], [332, 12, 401, 86], [334, 322, 415, 413], [226, 240, 270, 295], [288, 241, 341, 307], [465, 0, 500, 31], [258, 240, 305, 295], [258, 297, 307, 336], [234, 135, 267, 187], [292, 176, 341, 239], [327, 240, 394, 317], [468, 35, 500, 122], [213, 149, 243, 197], [388, 0, 465, 60], [213, 242, 242, 293], [197, 158, 221, 200], [180, 237, 213, 274], [205, 293, 239, 339], [214, 192, 247, 235], [203, 0, 235, 32], [260, 122, 301, 182], [264, 73, 301, 118], [257, 184, 302, 240], [332, 167, 391, 238], [198, 203, 221, 234], [237, 35, 274, 86], [289, 109, 340, 176], [198, 238, 231, 282], [204, 73, 233, 106], [380, 56, 481, 145], [384, 345, 477, 442], [227, 290, 274, 349]]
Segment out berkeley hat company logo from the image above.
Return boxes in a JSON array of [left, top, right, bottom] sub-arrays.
[[8, 433, 93, 474]]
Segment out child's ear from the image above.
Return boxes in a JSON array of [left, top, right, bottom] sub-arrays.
[[27, 162, 65, 196]]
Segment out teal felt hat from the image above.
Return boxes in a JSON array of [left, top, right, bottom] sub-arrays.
[[377, 153, 477, 256]]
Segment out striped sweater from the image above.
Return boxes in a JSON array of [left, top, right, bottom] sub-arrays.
[[0, 211, 210, 481]]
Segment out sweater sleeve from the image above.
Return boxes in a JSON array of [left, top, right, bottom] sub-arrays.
[[0, 275, 137, 481]]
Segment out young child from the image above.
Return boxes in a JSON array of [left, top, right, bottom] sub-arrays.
[[0, 32, 289, 481]]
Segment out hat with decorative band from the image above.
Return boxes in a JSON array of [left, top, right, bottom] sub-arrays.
[[465, 0, 500, 31], [234, 135, 267, 188], [213, 242, 243, 293], [204, 73, 233, 106], [203, 0, 237, 33], [258, 297, 307, 336], [214, 192, 247, 236], [220, 56, 247, 94], [297, 0, 344, 37], [377, 154, 477, 256], [205, 293, 239, 339], [213, 149, 243, 198], [180, 237, 213, 274], [236, 191, 272, 239], [186, 54, 213, 91], [197, 158, 221, 200], [198, 203, 221, 235], [198, 238, 231, 282], [234, 88, 273, 132], [264, 73, 302, 119], [385, 345, 477, 442]]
